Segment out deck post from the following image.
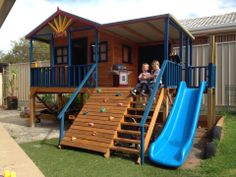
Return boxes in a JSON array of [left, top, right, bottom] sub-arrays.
[[95, 29, 99, 87], [164, 17, 169, 61], [68, 31, 72, 87], [29, 39, 33, 86], [179, 32, 183, 63], [58, 93, 63, 110], [185, 36, 189, 85], [208, 35, 216, 129], [51, 34, 55, 86], [29, 93, 36, 127]]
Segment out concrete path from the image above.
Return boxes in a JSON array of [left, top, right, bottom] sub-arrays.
[[0, 124, 45, 177]]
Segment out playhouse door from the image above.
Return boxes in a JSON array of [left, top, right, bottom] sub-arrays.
[[138, 44, 165, 74], [72, 37, 88, 85]]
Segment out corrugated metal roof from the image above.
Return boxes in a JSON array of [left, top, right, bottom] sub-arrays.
[[180, 12, 236, 31]]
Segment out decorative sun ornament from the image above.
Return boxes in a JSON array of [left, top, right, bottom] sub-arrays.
[[48, 15, 72, 38]]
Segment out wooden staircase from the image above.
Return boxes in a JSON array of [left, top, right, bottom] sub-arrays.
[[110, 88, 165, 163], [61, 87, 132, 156], [61, 87, 165, 164]]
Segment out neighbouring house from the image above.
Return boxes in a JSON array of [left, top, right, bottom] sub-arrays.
[[180, 12, 236, 108]]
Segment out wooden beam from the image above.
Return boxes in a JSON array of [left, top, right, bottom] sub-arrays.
[[30, 93, 36, 127], [35, 94, 55, 113], [207, 35, 216, 129], [163, 89, 169, 122], [144, 88, 164, 151], [30, 87, 94, 94], [58, 93, 63, 111], [145, 22, 175, 41], [102, 29, 138, 45], [121, 25, 154, 42]]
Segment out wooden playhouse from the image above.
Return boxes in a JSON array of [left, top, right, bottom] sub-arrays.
[[26, 8, 216, 165]]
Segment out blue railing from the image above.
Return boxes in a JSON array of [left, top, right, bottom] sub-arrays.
[[31, 64, 95, 87], [57, 64, 96, 143], [187, 63, 216, 88], [163, 61, 182, 88], [140, 60, 182, 165]]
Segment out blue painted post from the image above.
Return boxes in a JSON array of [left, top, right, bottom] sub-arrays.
[[51, 35, 55, 86], [179, 32, 183, 83], [185, 36, 189, 85], [95, 29, 99, 88], [163, 17, 169, 87], [68, 31, 72, 87], [29, 39, 33, 86], [164, 17, 169, 61], [189, 39, 193, 86], [179, 32, 183, 62]]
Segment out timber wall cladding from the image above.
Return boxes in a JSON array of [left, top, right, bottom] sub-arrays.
[[54, 30, 139, 87], [175, 41, 236, 106]]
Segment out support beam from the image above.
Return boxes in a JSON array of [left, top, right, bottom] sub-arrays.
[[35, 94, 55, 113], [51, 34, 55, 66], [163, 89, 169, 122], [58, 93, 63, 111], [208, 35, 216, 129], [185, 36, 189, 84], [30, 93, 36, 127], [121, 25, 154, 42], [164, 17, 169, 60], [95, 29, 99, 88]]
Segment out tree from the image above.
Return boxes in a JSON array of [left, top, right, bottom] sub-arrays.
[[0, 38, 50, 63]]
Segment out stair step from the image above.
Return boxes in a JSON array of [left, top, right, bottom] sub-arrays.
[[61, 138, 108, 153], [131, 101, 156, 105], [127, 107, 154, 112], [110, 146, 139, 154], [117, 129, 141, 135], [124, 114, 151, 119], [114, 137, 140, 144], [121, 122, 148, 127]]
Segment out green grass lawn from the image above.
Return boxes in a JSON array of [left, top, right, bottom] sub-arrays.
[[21, 113, 236, 177]]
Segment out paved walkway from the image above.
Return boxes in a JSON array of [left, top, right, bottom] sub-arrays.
[[0, 124, 45, 177]]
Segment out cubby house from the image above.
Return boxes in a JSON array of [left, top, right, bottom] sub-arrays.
[[26, 8, 216, 165]]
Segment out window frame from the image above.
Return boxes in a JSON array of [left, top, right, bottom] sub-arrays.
[[122, 45, 132, 64], [54, 46, 68, 65], [90, 41, 108, 63]]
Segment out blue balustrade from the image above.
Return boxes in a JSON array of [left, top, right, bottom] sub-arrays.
[[30, 64, 95, 87], [57, 64, 96, 143]]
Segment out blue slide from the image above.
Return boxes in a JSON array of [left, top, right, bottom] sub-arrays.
[[149, 81, 206, 168]]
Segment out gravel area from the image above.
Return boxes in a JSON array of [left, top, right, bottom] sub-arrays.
[[0, 109, 59, 144]]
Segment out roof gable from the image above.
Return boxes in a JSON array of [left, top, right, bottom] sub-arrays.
[[25, 8, 100, 39]]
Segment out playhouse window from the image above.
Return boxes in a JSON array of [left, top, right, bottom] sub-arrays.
[[55, 47, 68, 64], [90, 41, 108, 62], [122, 45, 132, 64]]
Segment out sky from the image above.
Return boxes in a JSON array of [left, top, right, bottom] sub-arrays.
[[0, 0, 236, 52]]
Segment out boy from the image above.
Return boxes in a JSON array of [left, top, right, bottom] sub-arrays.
[[148, 60, 161, 93], [130, 63, 150, 96]]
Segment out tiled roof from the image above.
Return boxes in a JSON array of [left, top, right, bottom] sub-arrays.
[[180, 12, 236, 31]]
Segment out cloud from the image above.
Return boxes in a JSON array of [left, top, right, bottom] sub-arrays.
[[0, 0, 236, 52]]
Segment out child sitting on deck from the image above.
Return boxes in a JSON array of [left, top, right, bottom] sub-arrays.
[[130, 63, 150, 96], [148, 60, 161, 93]]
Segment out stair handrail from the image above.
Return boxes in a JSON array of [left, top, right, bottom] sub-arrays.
[[139, 59, 168, 165], [57, 64, 96, 143]]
